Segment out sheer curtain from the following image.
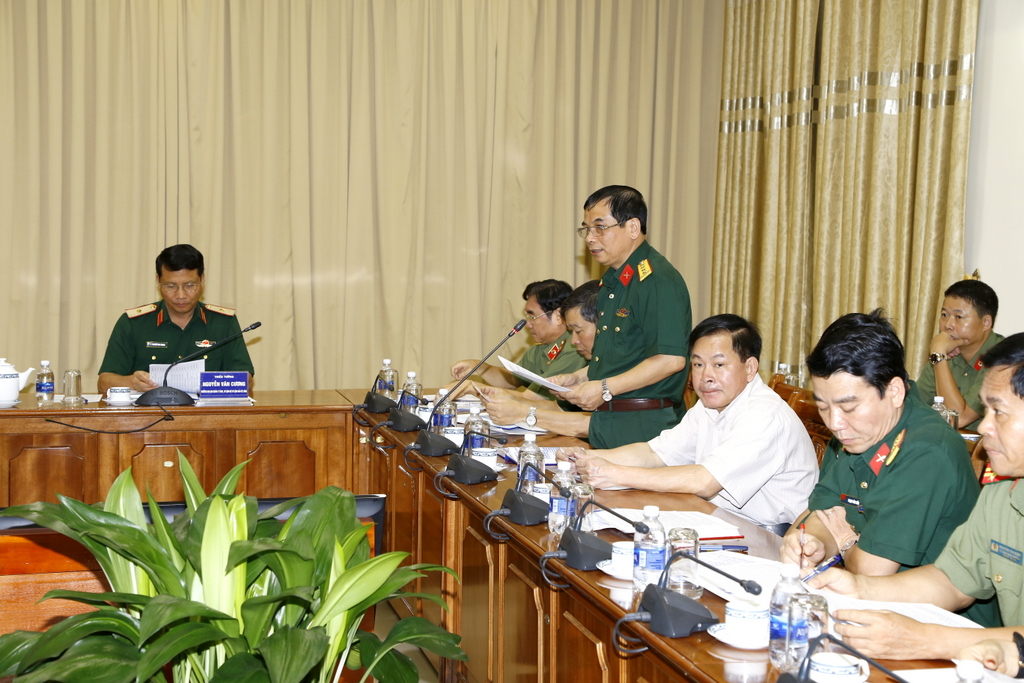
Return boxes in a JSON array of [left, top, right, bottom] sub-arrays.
[[0, 0, 724, 391], [713, 0, 978, 376]]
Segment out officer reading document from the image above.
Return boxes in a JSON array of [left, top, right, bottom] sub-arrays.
[[97, 244, 254, 394]]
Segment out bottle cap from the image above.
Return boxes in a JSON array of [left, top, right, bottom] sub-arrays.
[[780, 563, 799, 578], [524, 433, 537, 442], [383, 359, 392, 365], [407, 371, 416, 379], [934, 395, 944, 403], [643, 505, 659, 516], [438, 388, 449, 397], [557, 461, 572, 471], [469, 404, 481, 414], [41, 360, 50, 366]]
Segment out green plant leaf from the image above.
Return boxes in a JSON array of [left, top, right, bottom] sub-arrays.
[[138, 594, 233, 644], [354, 632, 417, 683], [147, 491, 186, 573], [17, 611, 140, 673], [240, 587, 315, 650], [257, 497, 305, 521], [0, 631, 41, 677], [256, 625, 329, 683], [311, 552, 408, 628], [136, 622, 229, 682], [280, 487, 362, 587], [227, 537, 313, 572], [209, 652, 272, 683], [39, 589, 153, 610], [15, 636, 140, 683], [178, 451, 208, 513], [211, 459, 250, 497], [376, 617, 466, 661]]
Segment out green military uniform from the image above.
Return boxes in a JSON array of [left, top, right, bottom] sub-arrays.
[[587, 240, 691, 449], [935, 478, 1023, 627], [516, 330, 587, 400], [98, 301, 255, 376], [916, 331, 1004, 430], [808, 388, 999, 626]]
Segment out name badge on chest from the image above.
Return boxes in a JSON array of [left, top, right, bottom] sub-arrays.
[[146, 341, 168, 348]]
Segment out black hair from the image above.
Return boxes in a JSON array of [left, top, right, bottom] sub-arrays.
[[980, 332, 1024, 399], [944, 279, 999, 322], [559, 280, 600, 324], [806, 309, 909, 397], [687, 314, 762, 361], [583, 185, 648, 235], [523, 279, 573, 315], [156, 244, 205, 277]]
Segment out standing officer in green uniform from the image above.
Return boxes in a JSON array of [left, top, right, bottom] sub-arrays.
[[449, 279, 586, 400], [781, 310, 997, 627], [550, 185, 691, 449], [806, 333, 1024, 663], [98, 244, 254, 393], [916, 279, 1003, 430]]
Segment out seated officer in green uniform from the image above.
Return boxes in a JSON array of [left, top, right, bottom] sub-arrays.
[[448, 279, 586, 401], [808, 333, 1024, 662], [97, 244, 255, 393], [916, 279, 1003, 430], [550, 185, 691, 449], [782, 310, 996, 626]]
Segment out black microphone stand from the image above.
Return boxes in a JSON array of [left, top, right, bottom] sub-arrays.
[[433, 432, 510, 497], [136, 321, 261, 407], [776, 634, 910, 683]]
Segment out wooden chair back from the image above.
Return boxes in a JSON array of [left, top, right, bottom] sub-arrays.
[[770, 376, 832, 466], [960, 431, 987, 483]]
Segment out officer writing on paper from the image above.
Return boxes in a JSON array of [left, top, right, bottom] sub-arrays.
[[97, 244, 255, 393], [804, 333, 1024, 661]]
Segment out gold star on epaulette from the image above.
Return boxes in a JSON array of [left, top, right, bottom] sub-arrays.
[[204, 304, 236, 316], [125, 303, 158, 319]]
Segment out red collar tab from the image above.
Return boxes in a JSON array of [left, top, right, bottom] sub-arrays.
[[974, 357, 984, 371], [869, 443, 889, 476], [547, 340, 565, 361], [200, 307, 207, 324], [619, 264, 635, 287], [156, 310, 165, 326]]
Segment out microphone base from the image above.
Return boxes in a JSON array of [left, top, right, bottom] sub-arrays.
[[559, 529, 613, 571], [388, 407, 428, 432], [501, 489, 548, 526], [414, 430, 459, 457], [135, 387, 195, 406], [639, 584, 719, 638], [363, 391, 398, 414], [450, 454, 498, 485]]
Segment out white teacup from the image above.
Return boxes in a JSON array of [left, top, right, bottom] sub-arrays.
[[609, 540, 633, 577], [809, 652, 869, 683], [471, 447, 499, 470], [724, 601, 769, 641], [106, 387, 132, 402]]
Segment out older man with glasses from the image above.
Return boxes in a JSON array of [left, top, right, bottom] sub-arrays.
[[98, 244, 254, 393], [548, 185, 692, 448]]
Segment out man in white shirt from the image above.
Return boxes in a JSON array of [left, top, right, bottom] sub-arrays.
[[560, 314, 819, 531]]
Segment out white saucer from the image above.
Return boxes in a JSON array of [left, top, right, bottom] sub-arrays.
[[0, 400, 20, 409], [707, 623, 768, 650], [104, 398, 135, 406], [596, 559, 634, 582]]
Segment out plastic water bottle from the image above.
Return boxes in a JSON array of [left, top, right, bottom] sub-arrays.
[[377, 359, 399, 401], [548, 461, 577, 534], [464, 404, 490, 452], [517, 433, 543, 495], [400, 371, 422, 412], [769, 563, 808, 670], [432, 388, 457, 434], [633, 505, 667, 589], [35, 361, 55, 403], [932, 395, 959, 429]]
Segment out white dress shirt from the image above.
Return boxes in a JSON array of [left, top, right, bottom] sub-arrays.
[[648, 374, 819, 526]]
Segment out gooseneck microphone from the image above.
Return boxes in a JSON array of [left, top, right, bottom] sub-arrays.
[[660, 550, 761, 595], [136, 321, 261, 407], [551, 498, 648, 572], [433, 432, 511, 497], [413, 320, 527, 457], [777, 634, 910, 683]]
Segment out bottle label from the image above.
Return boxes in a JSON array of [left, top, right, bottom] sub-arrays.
[[520, 462, 541, 481], [550, 497, 568, 516], [467, 433, 486, 450], [433, 413, 455, 428], [769, 612, 808, 642], [36, 381, 54, 393], [377, 377, 395, 392], [636, 546, 666, 571], [401, 393, 419, 410]]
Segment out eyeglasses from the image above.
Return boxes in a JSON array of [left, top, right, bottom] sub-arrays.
[[576, 222, 624, 238], [525, 311, 551, 321], [161, 282, 201, 294]]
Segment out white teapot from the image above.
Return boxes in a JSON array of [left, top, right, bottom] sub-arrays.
[[0, 358, 35, 403]]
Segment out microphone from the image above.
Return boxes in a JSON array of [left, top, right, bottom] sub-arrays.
[[777, 634, 910, 683], [554, 498, 648, 572], [413, 320, 527, 457], [484, 458, 556, 538], [387, 390, 430, 432], [361, 372, 399, 414], [659, 550, 761, 595], [433, 432, 510, 491], [136, 321, 261, 407]]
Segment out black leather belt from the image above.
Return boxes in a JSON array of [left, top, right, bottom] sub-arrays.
[[594, 398, 675, 412]]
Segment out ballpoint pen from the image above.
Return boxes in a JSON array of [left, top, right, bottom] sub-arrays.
[[699, 545, 748, 552], [801, 553, 842, 583], [799, 523, 807, 570]]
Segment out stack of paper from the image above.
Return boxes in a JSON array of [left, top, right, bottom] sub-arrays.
[[588, 509, 742, 540]]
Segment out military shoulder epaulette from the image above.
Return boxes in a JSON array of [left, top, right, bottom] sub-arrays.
[[125, 303, 158, 318], [204, 303, 236, 316]]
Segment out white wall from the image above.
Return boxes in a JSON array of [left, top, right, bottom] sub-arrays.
[[964, 0, 1024, 335]]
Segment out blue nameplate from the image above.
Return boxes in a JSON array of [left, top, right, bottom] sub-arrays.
[[200, 372, 249, 398], [990, 540, 1023, 565]]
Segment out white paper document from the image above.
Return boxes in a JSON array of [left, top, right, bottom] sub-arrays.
[[497, 356, 569, 392], [588, 509, 741, 541], [149, 359, 206, 394]]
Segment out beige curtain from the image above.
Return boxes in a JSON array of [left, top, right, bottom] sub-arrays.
[[0, 0, 723, 392], [713, 0, 978, 378]]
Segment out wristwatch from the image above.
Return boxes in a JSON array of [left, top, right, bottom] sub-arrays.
[[1013, 631, 1024, 678], [601, 379, 613, 403], [929, 352, 949, 365], [525, 406, 537, 427]]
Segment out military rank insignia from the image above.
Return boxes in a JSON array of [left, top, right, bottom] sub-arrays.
[[974, 357, 985, 371], [546, 340, 565, 361], [619, 264, 635, 286], [869, 445, 888, 476], [615, 308, 630, 318], [637, 258, 652, 281], [195, 340, 214, 348]]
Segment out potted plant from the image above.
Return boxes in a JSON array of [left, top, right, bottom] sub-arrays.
[[0, 454, 465, 682]]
